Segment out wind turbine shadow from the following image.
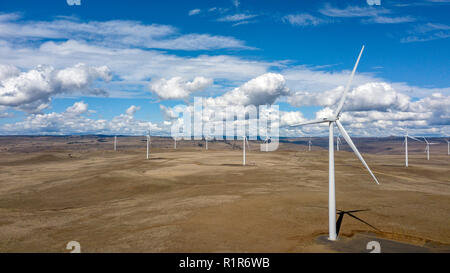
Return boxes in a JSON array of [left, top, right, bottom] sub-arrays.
[[336, 209, 380, 236]]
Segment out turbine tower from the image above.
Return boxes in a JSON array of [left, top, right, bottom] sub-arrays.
[[114, 136, 117, 151], [423, 137, 437, 160], [264, 134, 269, 152], [243, 135, 250, 166], [403, 131, 422, 167], [146, 131, 151, 160], [446, 139, 449, 156], [308, 137, 312, 152], [290, 45, 379, 241], [336, 134, 342, 151]]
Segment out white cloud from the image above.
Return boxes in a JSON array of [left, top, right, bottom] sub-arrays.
[[149, 76, 213, 100], [206, 73, 289, 106], [217, 14, 257, 22], [287, 83, 450, 136], [0, 39, 267, 84], [125, 105, 141, 116], [160, 105, 180, 120], [66, 101, 88, 115], [0, 64, 20, 81], [0, 14, 249, 51], [401, 23, 450, 43], [0, 101, 161, 135], [282, 14, 326, 26], [288, 82, 410, 112], [319, 4, 415, 25], [280, 111, 306, 127], [0, 63, 111, 113], [363, 16, 416, 24], [188, 9, 201, 16], [319, 4, 390, 18]]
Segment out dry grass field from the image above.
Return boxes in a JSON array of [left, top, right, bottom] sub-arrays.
[[0, 136, 449, 252]]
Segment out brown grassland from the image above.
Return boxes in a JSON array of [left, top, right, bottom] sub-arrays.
[[0, 136, 449, 252]]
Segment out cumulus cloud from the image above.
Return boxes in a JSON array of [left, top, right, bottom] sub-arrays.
[[206, 73, 289, 106], [66, 101, 88, 115], [149, 76, 213, 100], [125, 105, 141, 116], [0, 101, 161, 135], [160, 105, 180, 120], [288, 82, 410, 112], [280, 111, 306, 127], [286, 83, 450, 137], [0, 63, 111, 113], [0, 64, 20, 81]]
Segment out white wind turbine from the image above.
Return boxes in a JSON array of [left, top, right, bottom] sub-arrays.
[[174, 136, 179, 149], [146, 131, 151, 160], [114, 136, 117, 151], [403, 131, 422, 167], [205, 135, 210, 150], [423, 137, 438, 160], [446, 139, 449, 156], [308, 137, 312, 152], [290, 45, 379, 241], [243, 135, 250, 166], [263, 134, 270, 152], [336, 134, 342, 151]]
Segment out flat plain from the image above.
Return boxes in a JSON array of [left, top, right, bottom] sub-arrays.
[[0, 136, 449, 252]]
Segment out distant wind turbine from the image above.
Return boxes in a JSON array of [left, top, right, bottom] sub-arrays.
[[336, 134, 342, 151], [403, 131, 422, 167], [205, 135, 210, 150], [308, 137, 312, 152], [146, 131, 151, 160], [263, 134, 270, 152], [114, 136, 117, 151], [446, 139, 449, 156], [243, 135, 250, 166], [423, 137, 438, 160], [290, 45, 379, 241]]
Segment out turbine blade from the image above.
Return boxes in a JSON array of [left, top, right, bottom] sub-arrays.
[[408, 136, 422, 142], [290, 119, 328, 127], [335, 120, 379, 185], [334, 45, 365, 118]]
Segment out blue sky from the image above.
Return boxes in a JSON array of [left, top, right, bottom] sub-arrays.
[[0, 0, 449, 136]]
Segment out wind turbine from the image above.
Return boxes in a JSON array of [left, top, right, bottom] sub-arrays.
[[243, 135, 250, 166], [336, 133, 342, 151], [423, 137, 437, 160], [403, 131, 422, 167], [308, 137, 312, 152], [114, 136, 117, 151], [146, 131, 151, 160], [446, 139, 449, 156], [263, 134, 270, 152], [205, 135, 210, 150], [290, 45, 379, 241]]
